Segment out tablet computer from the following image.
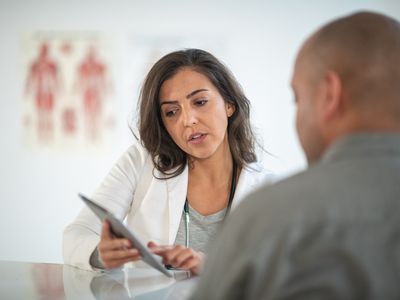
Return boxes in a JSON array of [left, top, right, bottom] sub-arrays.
[[79, 193, 173, 277]]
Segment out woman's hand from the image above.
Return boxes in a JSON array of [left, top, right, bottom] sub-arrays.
[[148, 241, 205, 275], [98, 221, 141, 269]]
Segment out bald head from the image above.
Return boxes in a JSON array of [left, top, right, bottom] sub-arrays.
[[298, 11, 400, 118], [293, 12, 400, 163]]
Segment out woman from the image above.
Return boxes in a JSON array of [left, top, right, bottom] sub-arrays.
[[63, 49, 272, 275]]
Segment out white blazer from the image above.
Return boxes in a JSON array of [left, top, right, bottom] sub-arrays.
[[63, 138, 273, 271]]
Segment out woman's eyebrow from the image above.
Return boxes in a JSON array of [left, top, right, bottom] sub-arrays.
[[160, 89, 209, 106], [160, 100, 178, 106], [186, 89, 208, 99]]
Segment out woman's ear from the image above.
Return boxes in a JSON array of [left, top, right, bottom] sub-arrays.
[[226, 103, 236, 117]]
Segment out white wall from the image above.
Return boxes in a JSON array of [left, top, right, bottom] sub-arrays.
[[1, 0, 399, 264]]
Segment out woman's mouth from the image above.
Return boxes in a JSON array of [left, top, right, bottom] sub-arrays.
[[188, 133, 207, 144]]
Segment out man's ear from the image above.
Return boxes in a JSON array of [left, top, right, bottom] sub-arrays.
[[320, 70, 343, 122]]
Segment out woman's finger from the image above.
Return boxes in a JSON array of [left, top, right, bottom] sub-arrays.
[[159, 245, 186, 264], [149, 245, 174, 254], [103, 255, 139, 269], [100, 221, 113, 240], [172, 248, 195, 266], [102, 248, 139, 261], [100, 247, 141, 269], [147, 241, 158, 248], [102, 238, 131, 250], [181, 252, 204, 275]]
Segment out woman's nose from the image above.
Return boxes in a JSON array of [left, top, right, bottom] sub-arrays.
[[181, 107, 198, 127]]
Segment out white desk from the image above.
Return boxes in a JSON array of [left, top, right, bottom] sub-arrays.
[[0, 261, 198, 299]]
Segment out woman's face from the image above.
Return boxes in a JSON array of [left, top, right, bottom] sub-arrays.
[[159, 68, 235, 160]]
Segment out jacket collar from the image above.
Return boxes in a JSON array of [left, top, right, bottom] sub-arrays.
[[164, 165, 188, 244], [321, 133, 400, 164]]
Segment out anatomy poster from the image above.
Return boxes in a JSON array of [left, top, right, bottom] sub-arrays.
[[21, 32, 114, 150]]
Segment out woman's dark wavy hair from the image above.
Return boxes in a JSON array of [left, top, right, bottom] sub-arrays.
[[138, 48, 257, 178]]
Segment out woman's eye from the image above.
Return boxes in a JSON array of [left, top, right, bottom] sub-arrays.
[[165, 109, 177, 117], [195, 99, 208, 106]]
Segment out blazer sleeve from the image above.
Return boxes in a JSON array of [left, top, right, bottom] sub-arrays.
[[62, 139, 150, 271]]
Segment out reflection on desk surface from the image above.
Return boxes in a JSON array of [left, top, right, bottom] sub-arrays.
[[0, 260, 198, 300]]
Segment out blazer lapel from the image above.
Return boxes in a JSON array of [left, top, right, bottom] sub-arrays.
[[231, 163, 265, 210], [166, 165, 188, 244]]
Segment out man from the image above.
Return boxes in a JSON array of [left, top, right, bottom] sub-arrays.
[[191, 11, 400, 299]]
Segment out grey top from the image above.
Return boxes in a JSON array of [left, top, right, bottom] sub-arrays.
[[174, 203, 227, 253], [191, 133, 400, 300]]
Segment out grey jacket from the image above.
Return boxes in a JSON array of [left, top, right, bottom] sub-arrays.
[[191, 133, 400, 300]]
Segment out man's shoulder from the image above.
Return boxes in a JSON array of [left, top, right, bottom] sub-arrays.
[[233, 154, 400, 230], [229, 163, 341, 229], [237, 166, 319, 210]]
